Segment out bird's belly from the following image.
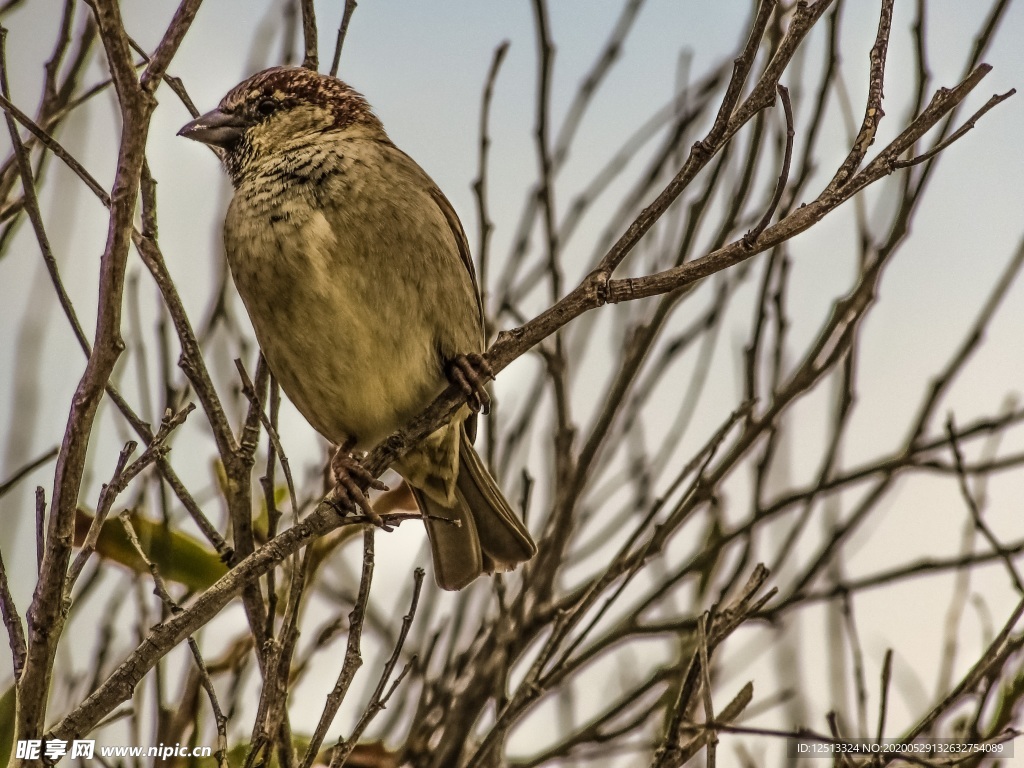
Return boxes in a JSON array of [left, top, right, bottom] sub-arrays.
[[265, 323, 443, 449], [226, 206, 444, 448]]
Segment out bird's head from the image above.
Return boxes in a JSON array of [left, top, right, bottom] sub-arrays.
[[179, 67, 384, 183]]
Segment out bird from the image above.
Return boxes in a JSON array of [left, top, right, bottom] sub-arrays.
[[179, 66, 536, 590]]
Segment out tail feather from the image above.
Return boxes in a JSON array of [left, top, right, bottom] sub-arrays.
[[457, 429, 536, 567], [411, 427, 536, 591], [412, 486, 481, 591]]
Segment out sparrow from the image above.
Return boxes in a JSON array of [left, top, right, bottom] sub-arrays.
[[179, 66, 536, 590]]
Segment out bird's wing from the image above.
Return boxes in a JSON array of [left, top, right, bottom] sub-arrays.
[[427, 185, 485, 330], [425, 185, 485, 445]]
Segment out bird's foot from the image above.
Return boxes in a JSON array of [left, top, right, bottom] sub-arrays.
[[447, 353, 492, 413], [330, 447, 389, 528]]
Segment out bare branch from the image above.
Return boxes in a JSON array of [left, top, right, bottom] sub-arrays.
[[329, 0, 358, 78], [299, 0, 318, 71]]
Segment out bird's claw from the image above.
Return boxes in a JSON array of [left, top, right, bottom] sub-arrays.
[[447, 353, 492, 413], [330, 449, 390, 528]]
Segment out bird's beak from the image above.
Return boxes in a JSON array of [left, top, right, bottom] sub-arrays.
[[178, 108, 250, 148]]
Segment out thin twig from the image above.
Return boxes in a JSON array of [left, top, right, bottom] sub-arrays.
[[946, 416, 1024, 594], [697, 614, 718, 767], [68, 404, 194, 587], [329, 0, 357, 78], [301, 528, 376, 768], [299, 0, 318, 71], [895, 88, 1016, 168], [742, 84, 794, 247], [0, 541, 26, 679], [874, 649, 893, 749], [330, 568, 424, 767], [119, 512, 230, 768], [0, 27, 93, 358], [236, 359, 299, 516], [826, 0, 894, 191], [473, 39, 509, 341], [0, 90, 109, 203], [0, 447, 58, 499]]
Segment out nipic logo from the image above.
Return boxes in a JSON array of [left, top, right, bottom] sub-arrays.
[[15, 740, 211, 762], [15, 740, 93, 761]]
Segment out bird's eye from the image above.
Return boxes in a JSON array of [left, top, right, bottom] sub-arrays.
[[256, 100, 278, 117]]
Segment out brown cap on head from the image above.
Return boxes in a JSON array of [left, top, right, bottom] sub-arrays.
[[178, 66, 382, 150]]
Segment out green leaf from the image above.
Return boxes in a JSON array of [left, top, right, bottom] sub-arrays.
[[76, 509, 227, 592]]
